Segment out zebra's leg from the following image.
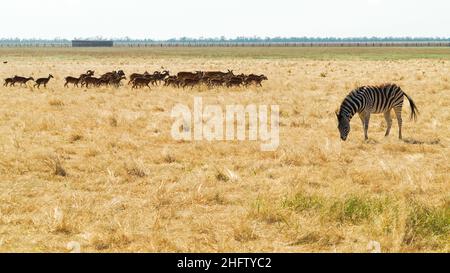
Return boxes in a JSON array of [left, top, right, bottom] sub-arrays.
[[394, 106, 403, 139], [359, 112, 369, 140], [384, 111, 393, 137], [364, 114, 370, 140], [358, 113, 370, 140], [358, 113, 364, 127]]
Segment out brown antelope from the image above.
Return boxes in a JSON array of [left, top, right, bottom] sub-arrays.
[[226, 76, 244, 87], [78, 70, 95, 86], [164, 76, 180, 87], [97, 78, 110, 87], [203, 70, 234, 78], [64, 70, 94, 88], [3, 77, 14, 87], [208, 78, 225, 87], [109, 75, 126, 87], [244, 74, 268, 87], [177, 71, 203, 81], [153, 70, 170, 85], [82, 76, 101, 88], [100, 70, 125, 83], [181, 78, 201, 89], [11, 76, 34, 86], [64, 76, 80, 87], [131, 76, 153, 89], [34, 74, 54, 88], [128, 72, 150, 85]]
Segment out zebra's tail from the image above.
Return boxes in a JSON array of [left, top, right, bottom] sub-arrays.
[[404, 92, 419, 121]]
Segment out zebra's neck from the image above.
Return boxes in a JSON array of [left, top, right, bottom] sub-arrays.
[[338, 106, 354, 120], [339, 92, 363, 120]]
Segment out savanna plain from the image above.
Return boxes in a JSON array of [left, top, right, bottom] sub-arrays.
[[0, 47, 448, 252]]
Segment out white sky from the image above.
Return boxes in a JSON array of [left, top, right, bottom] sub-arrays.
[[1, 0, 449, 39]]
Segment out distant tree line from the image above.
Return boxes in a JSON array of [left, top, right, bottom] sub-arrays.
[[162, 37, 450, 43], [1, 37, 450, 45]]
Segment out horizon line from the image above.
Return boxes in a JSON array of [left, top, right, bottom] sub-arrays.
[[1, 36, 450, 41]]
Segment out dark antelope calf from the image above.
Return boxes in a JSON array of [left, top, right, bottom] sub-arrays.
[[34, 74, 54, 88]]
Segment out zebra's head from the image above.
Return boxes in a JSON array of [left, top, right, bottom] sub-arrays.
[[336, 111, 350, 141]]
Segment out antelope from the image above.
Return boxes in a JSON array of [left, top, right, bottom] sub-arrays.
[[244, 74, 268, 87], [177, 71, 203, 81], [3, 77, 14, 87], [82, 76, 101, 88], [128, 72, 150, 85], [109, 75, 126, 88], [181, 78, 201, 89], [11, 76, 34, 86], [34, 74, 54, 88], [164, 76, 180, 87], [131, 77, 153, 89], [78, 70, 95, 86], [153, 70, 170, 85], [100, 70, 125, 82], [97, 77, 110, 87], [203, 70, 234, 78], [226, 76, 244, 88], [64, 70, 94, 88], [64, 76, 80, 87], [208, 78, 225, 87]]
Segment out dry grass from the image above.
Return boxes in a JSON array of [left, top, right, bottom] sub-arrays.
[[0, 48, 448, 253]]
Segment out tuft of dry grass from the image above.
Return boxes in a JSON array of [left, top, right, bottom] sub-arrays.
[[69, 133, 83, 143], [125, 160, 148, 178], [43, 156, 67, 177], [48, 99, 64, 107], [0, 47, 449, 252]]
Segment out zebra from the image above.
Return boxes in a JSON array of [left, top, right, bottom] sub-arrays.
[[336, 83, 418, 141]]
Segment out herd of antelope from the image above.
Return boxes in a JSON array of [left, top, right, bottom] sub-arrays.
[[163, 70, 268, 88], [3, 69, 268, 89], [3, 75, 53, 88]]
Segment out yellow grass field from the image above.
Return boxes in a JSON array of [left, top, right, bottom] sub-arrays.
[[0, 47, 448, 253]]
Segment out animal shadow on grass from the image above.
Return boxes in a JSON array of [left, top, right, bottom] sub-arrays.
[[402, 138, 440, 145]]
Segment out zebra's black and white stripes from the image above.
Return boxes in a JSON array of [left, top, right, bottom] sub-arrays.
[[336, 83, 418, 140]]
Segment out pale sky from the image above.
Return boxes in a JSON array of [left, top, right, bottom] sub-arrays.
[[1, 0, 449, 39]]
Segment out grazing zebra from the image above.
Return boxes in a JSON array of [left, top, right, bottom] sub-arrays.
[[336, 83, 418, 141]]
